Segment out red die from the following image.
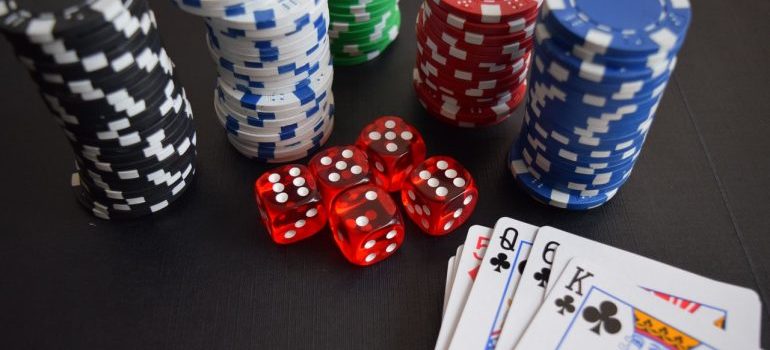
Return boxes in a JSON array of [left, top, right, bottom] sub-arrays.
[[329, 184, 405, 266], [308, 146, 371, 209], [401, 156, 478, 236], [355, 116, 426, 192], [254, 164, 327, 244]]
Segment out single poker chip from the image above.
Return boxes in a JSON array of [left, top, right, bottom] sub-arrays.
[[432, 0, 539, 24], [542, 0, 692, 58], [175, 0, 335, 162], [0, 0, 197, 219], [422, 0, 537, 36], [506, 0, 690, 210], [327, 0, 399, 65]]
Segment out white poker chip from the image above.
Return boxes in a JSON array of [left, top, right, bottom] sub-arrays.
[[175, 0, 335, 162]]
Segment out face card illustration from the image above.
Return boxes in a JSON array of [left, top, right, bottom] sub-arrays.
[[546, 240, 761, 347], [496, 226, 586, 349], [448, 218, 539, 350], [435, 226, 492, 350], [515, 258, 740, 350]]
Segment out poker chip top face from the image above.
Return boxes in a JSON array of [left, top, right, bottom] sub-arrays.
[[544, 0, 692, 56], [436, 0, 540, 24]]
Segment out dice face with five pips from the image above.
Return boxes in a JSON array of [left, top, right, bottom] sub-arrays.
[[401, 156, 478, 236], [328, 184, 405, 266], [254, 164, 327, 244], [309, 145, 372, 210], [355, 116, 426, 192]]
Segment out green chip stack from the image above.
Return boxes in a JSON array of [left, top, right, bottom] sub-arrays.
[[329, 0, 401, 66]]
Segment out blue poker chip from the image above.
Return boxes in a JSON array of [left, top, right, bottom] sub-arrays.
[[508, 0, 691, 210], [528, 55, 672, 105], [532, 27, 677, 84], [508, 139, 618, 210], [542, 0, 692, 58]]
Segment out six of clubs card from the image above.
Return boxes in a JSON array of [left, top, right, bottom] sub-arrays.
[[436, 219, 762, 350]]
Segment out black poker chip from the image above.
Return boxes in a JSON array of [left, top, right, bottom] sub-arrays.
[[0, 0, 197, 219]]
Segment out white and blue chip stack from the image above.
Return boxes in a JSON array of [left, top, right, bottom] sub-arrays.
[[0, 0, 197, 220], [173, 0, 335, 162], [507, 0, 692, 210]]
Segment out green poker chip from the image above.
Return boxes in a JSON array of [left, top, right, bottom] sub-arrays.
[[328, 0, 400, 66], [328, 0, 395, 24], [329, 0, 393, 15], [329, 8, 400, 41], [330, 15, 400, 53]]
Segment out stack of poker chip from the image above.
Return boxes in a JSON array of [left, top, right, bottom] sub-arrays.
[[412, 0, 539, 127], [328, 0, 400, 66], [173, 0, 335, 162], [0, 0, 197, 220], [508, 0, 691, 210]]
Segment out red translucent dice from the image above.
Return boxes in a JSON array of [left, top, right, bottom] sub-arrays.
[[355, 116, 426, 192], [308, 145, 371, 209], [329, 184, 405, 266], [401, 156, 478, 236], [254, 164, 327, 244]]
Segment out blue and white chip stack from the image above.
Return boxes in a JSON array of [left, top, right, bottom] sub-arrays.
[[173, 0, 335, 162], [507, 0, 691, 210]]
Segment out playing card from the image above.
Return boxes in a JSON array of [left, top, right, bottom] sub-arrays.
[[445, 255, 456, 315], [435, 225, 492, 350], [448, 218, 539, 350], [515, 257, 743, 349], [545, 231, 762, 348], [444, 245, 463, 315], [496, 226, 586, 349]]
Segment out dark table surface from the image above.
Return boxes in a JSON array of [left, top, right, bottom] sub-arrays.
[[1, 0, 769, 349]]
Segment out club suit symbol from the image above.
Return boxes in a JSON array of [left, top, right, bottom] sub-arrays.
[[490, 253, 510, 273], [534, 267, 550, 288], [582, 301, 622, 335], [555, 295, 575, 315]]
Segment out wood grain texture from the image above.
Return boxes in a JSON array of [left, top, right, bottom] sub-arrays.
[[0, 0, 767, 348]]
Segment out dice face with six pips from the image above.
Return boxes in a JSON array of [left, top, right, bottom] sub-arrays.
[[308, 145, 371, 210], [401, 156, 478, 235], [328, 184, 405, 266], [254, 164, 327, 244], [355, 116, 426, 192]]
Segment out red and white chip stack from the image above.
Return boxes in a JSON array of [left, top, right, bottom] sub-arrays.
[[413, 0, 540, 127]]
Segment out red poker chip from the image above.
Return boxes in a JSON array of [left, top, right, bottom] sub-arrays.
[[424, 0, 539, 37], [413, 68, 526, 122], [429, 0, 540, 26], [416, 37, 525, 73], [419, 9, 535, 57], [415, 58, 528, 99], [416, 45, 529, 83], [416, 67, 516, 105], [416, 18, 531, 65], [420, 3, 535, 47]]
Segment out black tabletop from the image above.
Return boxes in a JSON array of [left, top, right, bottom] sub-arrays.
[[1, 0, 768, 348]]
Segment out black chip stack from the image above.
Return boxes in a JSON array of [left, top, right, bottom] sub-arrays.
[[0, 0, 197, 219]]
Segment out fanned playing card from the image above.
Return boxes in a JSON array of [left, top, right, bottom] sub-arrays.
[[515, 257, 743, 349], [435, 225, 492, 350], [544, 233, 762, 347], [448, 218, 539, 350]]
